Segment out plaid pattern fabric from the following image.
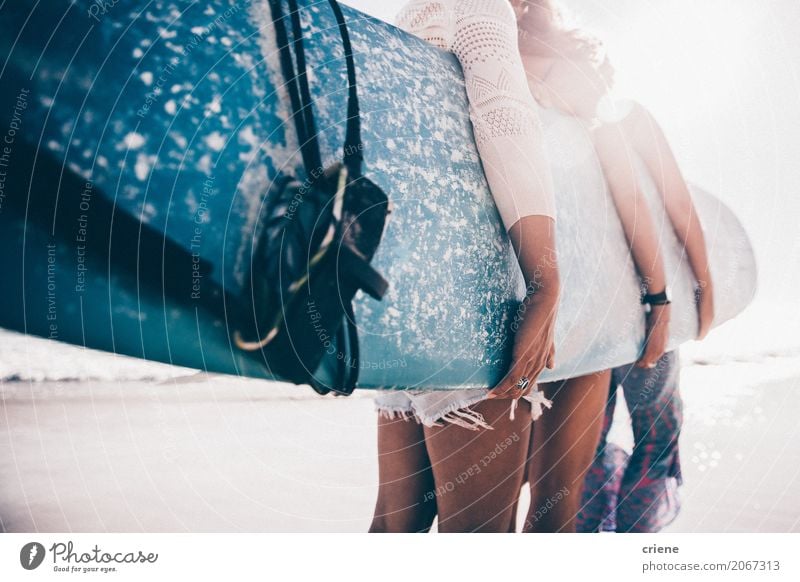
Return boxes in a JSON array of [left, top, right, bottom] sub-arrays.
[[577, 351, 683, 532]]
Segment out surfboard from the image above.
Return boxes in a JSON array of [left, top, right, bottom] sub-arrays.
[[0, 0, 756, 389]]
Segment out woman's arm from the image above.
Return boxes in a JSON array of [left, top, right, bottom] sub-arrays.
[[491, 215, 560, 398], [398, 0, 560, 395], [625, 103, 714, 339], [450, 0, 557, 229], [593, 123, 670, 367], [449, 0, 561, 396]]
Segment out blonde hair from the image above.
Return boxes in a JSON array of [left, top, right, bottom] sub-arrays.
[[516, 0, 615, 88]]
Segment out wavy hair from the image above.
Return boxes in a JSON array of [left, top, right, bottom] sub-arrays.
[[516, 0, 615, 88]]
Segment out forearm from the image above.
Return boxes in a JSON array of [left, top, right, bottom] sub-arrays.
[[625, 215, 668, 293], [508, 215, 561, 306], [594, 127, 667, 293], [630, 103, 712, 289], [663, 179, 713, 290], [493, 215, 560, 393], [615, 203, 668, 294]]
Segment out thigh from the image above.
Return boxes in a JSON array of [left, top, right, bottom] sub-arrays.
[[530, 371, 612, 482], [598, 375, 620, 446], [576, 376, 622, 532], [423, 399, 532, 533], [527, 371, 611, 531], [370, 413, 437, 533]]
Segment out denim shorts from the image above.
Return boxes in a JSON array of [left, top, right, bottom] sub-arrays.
[[373, 386, 552, 430]]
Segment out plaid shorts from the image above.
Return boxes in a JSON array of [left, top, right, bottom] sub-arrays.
[[577, 351, 683, 532]]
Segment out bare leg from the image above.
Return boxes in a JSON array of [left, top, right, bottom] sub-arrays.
[[369, 414, 437, 532], [423, 399, 532, 532], [575, 378, 620, 532], [524, 370, 611, 532]]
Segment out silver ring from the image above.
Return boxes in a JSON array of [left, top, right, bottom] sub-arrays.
[[515, 376, 530, 390]]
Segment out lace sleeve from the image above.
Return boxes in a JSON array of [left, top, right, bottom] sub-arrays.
[[395, 1, 450, 50], [451, 0, 556, 229]]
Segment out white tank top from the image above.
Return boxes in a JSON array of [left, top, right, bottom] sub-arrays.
[[396, 0, 556, 229]]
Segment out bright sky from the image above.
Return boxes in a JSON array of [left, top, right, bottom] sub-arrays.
[[343, 0, 800, 306]]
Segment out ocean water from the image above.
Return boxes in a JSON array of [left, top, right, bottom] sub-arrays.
[[0, 328, 189, 383]]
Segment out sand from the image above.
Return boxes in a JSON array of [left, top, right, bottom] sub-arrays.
[[1, 357, 799, 533]]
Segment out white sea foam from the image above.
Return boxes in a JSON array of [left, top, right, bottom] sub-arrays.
[[680, 299, 800, 367], [0, 329, 191, 383]]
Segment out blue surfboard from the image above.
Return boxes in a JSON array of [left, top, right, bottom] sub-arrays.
[[0, 0, 756, 389]]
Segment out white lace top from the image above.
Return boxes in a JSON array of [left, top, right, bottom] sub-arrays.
[[396, 0, 556, 229]]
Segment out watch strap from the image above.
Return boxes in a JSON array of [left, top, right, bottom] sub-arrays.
[[642, 289, 671, 305]]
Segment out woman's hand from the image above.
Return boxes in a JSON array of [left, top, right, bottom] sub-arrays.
[[637, 303, 671, 368], [490, 294, 558, 399], [696, 282, 715, 340], [489, 215, 560, 400]]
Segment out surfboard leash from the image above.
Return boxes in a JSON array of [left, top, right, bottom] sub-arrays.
[[234, 0, 390, 395]]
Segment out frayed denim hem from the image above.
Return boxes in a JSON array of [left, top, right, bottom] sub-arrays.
[[374, 386, 553, 431], [375, 406, 420, 424]]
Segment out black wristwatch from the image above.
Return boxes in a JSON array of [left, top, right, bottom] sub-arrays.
[[641, 286, 672, 307]]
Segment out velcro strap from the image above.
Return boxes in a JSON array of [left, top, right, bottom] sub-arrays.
[[338, 245, 389, 300]]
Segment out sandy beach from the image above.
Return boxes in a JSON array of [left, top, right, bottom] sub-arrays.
[[2, 351, 799, 533]]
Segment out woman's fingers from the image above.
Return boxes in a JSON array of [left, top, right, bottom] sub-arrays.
[[637, 305, 671, 368], [636, 343, 652, 368], [642, 333, 666, 367], [637, 344, 661, 368], [489, 364, 531, 399], [487, 368, 518, 399], [696, 307, 708, 339], [637, 325, 667, 368], [546, 342, 556, 369], [489, 354, 546, 400], [491, 296, 558, 399], [491, 354, 537, 399], [697, 296, 715, 340]]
